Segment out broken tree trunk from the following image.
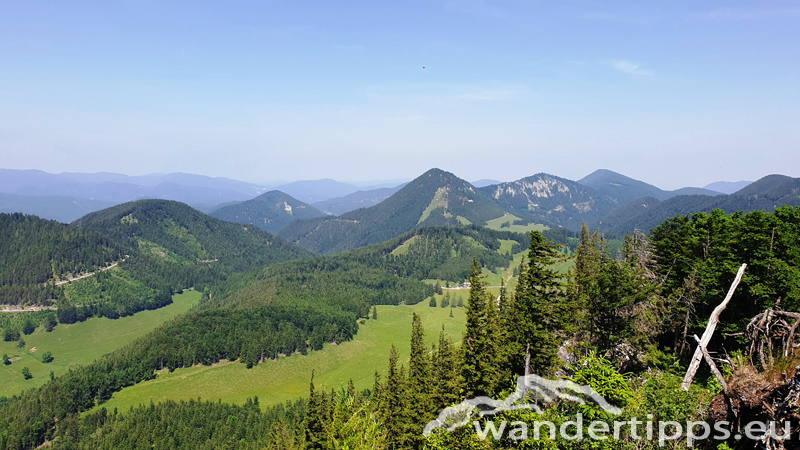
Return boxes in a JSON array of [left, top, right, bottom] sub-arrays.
[[693, 334, 728, 394], [681, 263, 747, 391]]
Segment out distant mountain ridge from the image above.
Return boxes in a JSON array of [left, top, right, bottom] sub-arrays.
[[479, 173, 620, 230], [275, 179, 360, 203], [277, 168, 506, 254], [209, 191, 327, 232], [0, 169, 270, 221], [0, 193, 113, 223], [704, 180, 753, 195], [594, 174, 800, 235], [577, 169, 722, 204], [312, 184, 407, 216]]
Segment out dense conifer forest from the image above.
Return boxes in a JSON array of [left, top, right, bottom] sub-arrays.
[[0, 213, 123, 305]]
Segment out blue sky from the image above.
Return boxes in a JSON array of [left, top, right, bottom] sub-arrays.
[[1, 0, 798, 188]]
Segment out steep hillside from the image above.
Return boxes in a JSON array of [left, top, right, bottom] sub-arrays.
[[578, 169, 720, 204], [0, 200, 312, 313], [73, 200, 312, 273], [209, 190, 326, 232], [312, 184, 406, 215], [479, 173, 618, 231], [22, 200, 314, 320], [277, 169, 506, 254], [596, 175, 800, 235], [0, 213, 124, 305]]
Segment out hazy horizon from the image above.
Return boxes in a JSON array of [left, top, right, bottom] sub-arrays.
[[1, 1, 798, 190], [0, 166, 764, 191]]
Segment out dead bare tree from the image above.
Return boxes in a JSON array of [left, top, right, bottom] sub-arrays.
[[745, 300, 800, 368], [681, 263, 747, 391]]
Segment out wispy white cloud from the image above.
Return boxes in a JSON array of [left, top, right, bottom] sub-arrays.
[[612, 60, 652, 76]]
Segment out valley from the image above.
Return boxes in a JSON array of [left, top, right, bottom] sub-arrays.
[[0, 290, 201, 398], [95, 300, 466, 412], [0, 167, 797, 450]]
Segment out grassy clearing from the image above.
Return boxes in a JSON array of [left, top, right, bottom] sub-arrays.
[[95, 301, 467, 412], [0, 290, 201, 398], [389, 235, 420, 256], [485, 213, 548, 234]]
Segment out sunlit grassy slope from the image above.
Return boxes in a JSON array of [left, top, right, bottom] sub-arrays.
[[0, 290, 201, 398], [485, 213, 548, 234], [96, 301, 467, 412], [95, 232, 575, 413]]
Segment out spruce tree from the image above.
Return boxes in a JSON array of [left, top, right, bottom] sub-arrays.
[[461, 259, 500, 398], [372, 306, 378, 320], [304, 371, 326, 449], [503, 231, 570, 378], [432, 326, 462, 410], [429, 297, 437, 307], [380, 345, 407, 449], [405, 313, 434, 448]]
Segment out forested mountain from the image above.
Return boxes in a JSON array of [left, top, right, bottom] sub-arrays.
[[595, 174, 800, 236], [209, 190, 326, 232], [479, 173, 619, 230], [0, 214, 124, 305], [577, 169, 721, 204], [72, 199, 311, 271], [311, 184, 406, 216], [0, 200, 311, 317], [278, 169, 506, 254]]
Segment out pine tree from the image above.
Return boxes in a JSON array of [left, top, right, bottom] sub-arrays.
[[380, 345, 407, 450], [503, 231, 570, 378], [461, 259, 500, 398], [372, 306, 378, 320], [432, 326, 462, 410], [304, 371, 326, 449], [405, 313, 434, 448]]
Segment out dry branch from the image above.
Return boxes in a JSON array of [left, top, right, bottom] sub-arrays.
[[681, 263, 747, 391]]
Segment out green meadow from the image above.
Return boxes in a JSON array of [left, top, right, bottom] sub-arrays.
[[485, 213, 548, 234], [0, 290, 201, 398], [95, 301, 467, 412]]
